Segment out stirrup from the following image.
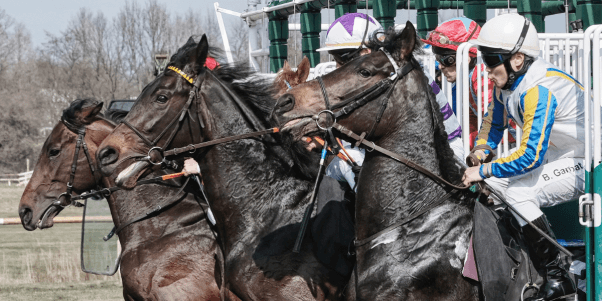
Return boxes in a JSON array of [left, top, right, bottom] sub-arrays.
[[521, 282, 539, 301]]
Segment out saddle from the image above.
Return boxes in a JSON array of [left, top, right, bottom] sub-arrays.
[[472, 201, 543, 300]]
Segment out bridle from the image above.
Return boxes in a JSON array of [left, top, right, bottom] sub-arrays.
[[55, 118, 102, 209], [117, 65, 204, 169], [313, 48, 418, 140]]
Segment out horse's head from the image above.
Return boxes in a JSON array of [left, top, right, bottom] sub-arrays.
[[271, 22, 422, 142], [97, 35, 213, 188], [19, 99, 113, 230], [97, 34, 283, 188], [273, 57, 310, 98]]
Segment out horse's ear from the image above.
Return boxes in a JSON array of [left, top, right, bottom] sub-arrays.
[[296, 57, 310, 83], [78, 101, 103, 124], [399, 21, 416, 61], [194, 34, 209, 73], [186, 36, 196, 46], [282, 60, 291, 73]]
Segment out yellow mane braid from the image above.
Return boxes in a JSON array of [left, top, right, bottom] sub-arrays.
[[167, 66, 194, 84]]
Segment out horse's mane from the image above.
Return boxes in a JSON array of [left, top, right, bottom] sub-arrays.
[[367, 28, 465, 187], [62, 98, 104, 128], [170, 37, 319, 179], [213, 62, 277, 120], [212, 62, 320, 179], [104, 109, 129, 124], [424, 81, 466, 184]]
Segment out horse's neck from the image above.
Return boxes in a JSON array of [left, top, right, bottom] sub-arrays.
[[199, 137, 311, 250], [355, 84, 449, 237], [103, 179, 203, 247]]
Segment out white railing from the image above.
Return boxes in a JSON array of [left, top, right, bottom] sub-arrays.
[[580, 25, 602, 229], [0, 171, 33, 186]]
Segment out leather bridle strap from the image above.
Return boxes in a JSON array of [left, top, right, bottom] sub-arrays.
[[332, 122, 470, 191], [354, 190, 457, 247], [119, 66, 203, 164], [56, 119, 101, 208], [122, 120, 154, 146], [163, 127, 279, 157], [102, 177, 191, 241], [317, 76, 331, 110], [329, 54, 416, 120]]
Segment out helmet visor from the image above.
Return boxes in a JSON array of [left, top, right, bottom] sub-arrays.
[[330, 49, 361, 66], [481, 53, 511, 68]]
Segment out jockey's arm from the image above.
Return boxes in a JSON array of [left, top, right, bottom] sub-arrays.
[[479, 85, 557, 179], [474, 88, 508, 156]]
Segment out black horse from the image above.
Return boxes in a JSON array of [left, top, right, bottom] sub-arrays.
[[96, 36, 350, 300], [271, 23, 482, 300]]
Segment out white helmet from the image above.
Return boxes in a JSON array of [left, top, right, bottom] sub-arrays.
[[472, 13, 540, 58], [316, 13, 383, 52]]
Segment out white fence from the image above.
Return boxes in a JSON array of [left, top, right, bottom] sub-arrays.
[[0, 171, 33, 186]]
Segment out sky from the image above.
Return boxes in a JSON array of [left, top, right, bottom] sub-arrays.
[[2, 0, 567, 49]]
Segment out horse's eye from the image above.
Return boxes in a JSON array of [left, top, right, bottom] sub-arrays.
[[156, 95, 169, 103], [359, 69, 371, 78], [48, 148, 60, 158]]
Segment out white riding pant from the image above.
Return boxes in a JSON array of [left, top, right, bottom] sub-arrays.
[[326, 140, 365, 192], [485, 156, 585, 226]]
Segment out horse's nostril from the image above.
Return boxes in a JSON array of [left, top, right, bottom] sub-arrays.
[[19, 206, 32, 225], [98, 146, 118, 166]]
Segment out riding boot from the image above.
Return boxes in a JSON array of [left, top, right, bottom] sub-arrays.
[[522, 216, 576, 301]]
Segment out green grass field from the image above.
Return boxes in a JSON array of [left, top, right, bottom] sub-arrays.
[[0, 185, 123, 300]]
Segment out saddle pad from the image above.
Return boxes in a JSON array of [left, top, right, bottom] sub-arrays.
[[462, 236, 479, 281]]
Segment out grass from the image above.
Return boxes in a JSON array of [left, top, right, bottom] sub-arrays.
[[0, 185, 124, 300]]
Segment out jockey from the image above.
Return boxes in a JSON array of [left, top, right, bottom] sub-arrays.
[[422, 17, 512, 149], [314, 13, 464, 191], [462, 14, 579, 300]]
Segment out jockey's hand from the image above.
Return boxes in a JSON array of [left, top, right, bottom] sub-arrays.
[[183, 158, 201, 176], [462, 166, 483, 186]]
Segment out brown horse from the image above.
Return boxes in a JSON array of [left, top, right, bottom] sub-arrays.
[[271, 23, 482, 300], [19, 99, 237, 301], [273, 57, 311, 98], [96, 36, 350, 300]]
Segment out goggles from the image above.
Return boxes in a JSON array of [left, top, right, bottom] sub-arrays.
[[426, 31, 463, 46], [436, 54, 456, 67], [330, 50, 362, 66], [481, 53, 512, 68]]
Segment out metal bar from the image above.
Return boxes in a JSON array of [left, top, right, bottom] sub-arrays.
[[215, 3, 235, 63], [216, 6, 243, 17]]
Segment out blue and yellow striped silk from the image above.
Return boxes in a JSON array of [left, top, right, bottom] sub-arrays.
[[478, 86, 558, 178], [475, 89, 508, 151]]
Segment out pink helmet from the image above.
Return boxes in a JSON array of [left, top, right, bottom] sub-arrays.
[[422, 17, 481, 57]]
